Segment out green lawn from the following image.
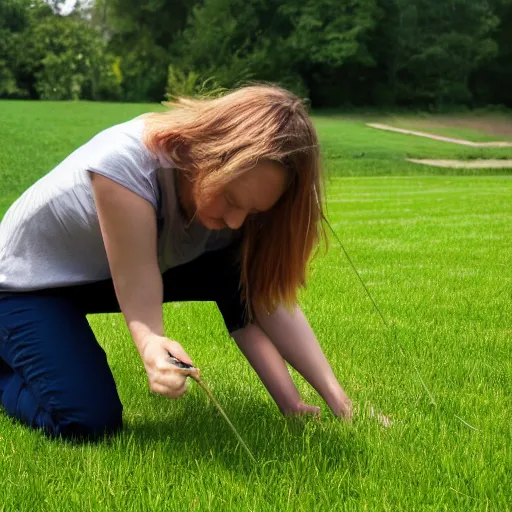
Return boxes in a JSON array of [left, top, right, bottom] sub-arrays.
[[314, 117, 512, 179], [0, 101, 511, 511], [320, 111, 512, 144]]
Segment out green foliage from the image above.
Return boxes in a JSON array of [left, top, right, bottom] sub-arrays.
[[111, 31, 168, 102], [26, 16, 122, 101], [165, 65, 226, 100], [173, 0, 375, 98], [0, 0, 32, 97], [280, 0, 378, 68], [0, 62, 21, 97], [0, 0, 511, 106], [385, 0, 500, 107], [91, 0, 200, 101], [471, 0, 512, 106], [174, 0, 284, 91], [0, 0, 121, 101]]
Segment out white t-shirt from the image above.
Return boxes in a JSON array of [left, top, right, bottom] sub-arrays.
[[0, 116, 235, 291]]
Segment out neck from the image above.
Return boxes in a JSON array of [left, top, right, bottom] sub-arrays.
[[175, 171, 196, 223]]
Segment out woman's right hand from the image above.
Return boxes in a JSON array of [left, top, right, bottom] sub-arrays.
[[140, 335, 199, 398]]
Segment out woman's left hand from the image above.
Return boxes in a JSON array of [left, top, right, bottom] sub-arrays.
[[283, 401, 321, 417], [330, 392, 352, 420]]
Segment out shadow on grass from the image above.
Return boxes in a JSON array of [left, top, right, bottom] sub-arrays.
[[1, 388, 371, 480], [122, 392, 370, 476]]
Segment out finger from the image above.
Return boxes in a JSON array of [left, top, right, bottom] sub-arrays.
[[173, 366, 200, 378], [169, 381, 188, 398], [295, 403, 321, 416], [157, 355, 199, 378], [151, 381, 188, 399], [166, 341, 193, 366], [283, 403, 321, 417], [343, 401, 353, 420], [302, 405, 321, 416], [339, 403, 353, 421], [150, 382, 173, 397], [158, 371, 187, 390], [333, 397, 353, 420]]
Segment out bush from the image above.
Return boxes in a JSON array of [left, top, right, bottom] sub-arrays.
[[165, 65, 226, 100], [20, 13, 122, 101]]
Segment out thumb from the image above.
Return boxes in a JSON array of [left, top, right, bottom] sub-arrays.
[[165, 340, 194, 366]]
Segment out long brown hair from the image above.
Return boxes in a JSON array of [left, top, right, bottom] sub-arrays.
[[143, 84, 327, 317]]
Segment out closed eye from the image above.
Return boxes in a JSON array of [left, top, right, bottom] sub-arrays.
[[225, 193, 236, 208], [225, 192, 261, 215]]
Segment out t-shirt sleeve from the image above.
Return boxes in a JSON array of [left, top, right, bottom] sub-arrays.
[[84, 122, 159, 210]]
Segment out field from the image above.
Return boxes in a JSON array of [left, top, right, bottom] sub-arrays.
[[0, 101, 511, 511]]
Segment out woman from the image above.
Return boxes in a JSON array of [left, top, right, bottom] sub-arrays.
[[0, 85, 352, 440]]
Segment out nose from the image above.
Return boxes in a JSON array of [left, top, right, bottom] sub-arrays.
[[224, 209, 247, 230]]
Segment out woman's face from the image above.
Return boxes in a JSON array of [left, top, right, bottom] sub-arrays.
[[194, 161, 288, 231]]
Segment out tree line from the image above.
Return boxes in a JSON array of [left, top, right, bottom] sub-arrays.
[[1, 0, 511, 108]]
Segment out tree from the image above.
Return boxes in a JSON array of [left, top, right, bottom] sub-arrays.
[[172, 0, 380, 105], [470, 0, 512, 106], [15, 7, 122, 100], [1, 0, 510, 107], [280, 0, 380, 106], [91, 0, 200, 101], [374, 0, 499, 107], [0, 0, 33, 97]]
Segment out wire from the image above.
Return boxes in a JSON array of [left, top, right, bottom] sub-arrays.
[[326, 219, 478, 431]]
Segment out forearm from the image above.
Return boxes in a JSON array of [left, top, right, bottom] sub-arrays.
[[112, 264, 164, 356], [256, 305, 351, 416], [90, 172, 164, 357], [231, 323, 302, 414]]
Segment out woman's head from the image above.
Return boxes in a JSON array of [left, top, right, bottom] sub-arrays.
[[189, 159, 288, 231], [144, 84, 326, 315]]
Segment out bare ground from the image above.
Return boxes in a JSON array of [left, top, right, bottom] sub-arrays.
[[367, 123, 512, 147], [407, 158, 512, 168], [381, 114, 512, 139]]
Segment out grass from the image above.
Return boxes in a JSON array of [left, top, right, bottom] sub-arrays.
[[1, 101, 511, 511], [314, 118, 512, 180]]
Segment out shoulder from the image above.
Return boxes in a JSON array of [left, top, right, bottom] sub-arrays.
[[89, 117, 151, 156], [84, 117, 159, 174], [83, 117, 162, 209]]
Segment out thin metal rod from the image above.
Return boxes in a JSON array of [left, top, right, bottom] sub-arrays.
[[326, 219, 478, 430], [191, 375, 257, 463]]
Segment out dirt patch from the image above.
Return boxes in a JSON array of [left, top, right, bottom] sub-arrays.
[[367, 123, 512, 147], [407, 158, 512, 168], [386, 115, 512, 139]]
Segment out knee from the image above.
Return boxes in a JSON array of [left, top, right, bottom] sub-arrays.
[[51, 396, 123, 441]]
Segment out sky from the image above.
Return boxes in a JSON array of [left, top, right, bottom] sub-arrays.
[[47, 0, 91, 15]]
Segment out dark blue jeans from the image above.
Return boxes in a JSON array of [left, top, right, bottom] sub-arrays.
[[0, 245, 246, 440]]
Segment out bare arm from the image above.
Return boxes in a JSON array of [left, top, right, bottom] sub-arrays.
[[231, 324, 320, 416], [90, 173, 163, 349], [256, 305, 352, 419], [90, 173, 197, 397]]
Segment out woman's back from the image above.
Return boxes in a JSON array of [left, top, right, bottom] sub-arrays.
[[0, 117, 234, 291]]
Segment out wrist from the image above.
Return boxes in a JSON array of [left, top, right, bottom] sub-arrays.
[[131, 329, 162, 358]]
